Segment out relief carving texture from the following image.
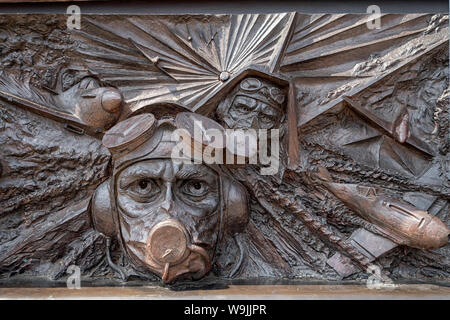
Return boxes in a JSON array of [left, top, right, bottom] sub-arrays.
[[0, 13, 449, 284]]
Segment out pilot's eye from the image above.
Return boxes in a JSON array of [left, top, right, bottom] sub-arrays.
[[127, 178, 160, 202], [139, 180, 148, 189], [231, 97, 257, 114], [181, 180, 209, 198], [234, 103, 253, 113], [193, 182, 202, 190]]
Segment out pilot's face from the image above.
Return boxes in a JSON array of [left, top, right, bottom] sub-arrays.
[[225, 95, 282, 130], [115, 159, 220, 283]]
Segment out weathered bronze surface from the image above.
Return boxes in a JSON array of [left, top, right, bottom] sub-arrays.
[[0, 12, 449, 285]]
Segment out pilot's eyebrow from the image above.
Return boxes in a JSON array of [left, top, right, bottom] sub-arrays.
[[123, 165, 163, 177], [176, 167, 208, 180], [261, 106, 280, 116], [233, 95, 257, 107], [118, 164, 163, 187]]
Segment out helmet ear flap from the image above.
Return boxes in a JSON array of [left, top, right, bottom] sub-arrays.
[[89, 179, 116, 237], [221, 176, 249, 235]]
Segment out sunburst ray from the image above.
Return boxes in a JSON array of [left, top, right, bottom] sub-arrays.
[[72, 13, 294, 113]]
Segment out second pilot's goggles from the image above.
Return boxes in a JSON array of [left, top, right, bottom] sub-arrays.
[[239, 77, 285, 106]]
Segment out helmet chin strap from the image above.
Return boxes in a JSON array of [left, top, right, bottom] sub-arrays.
[[229, 233, 247, 278], [105, 236, 127, 281]]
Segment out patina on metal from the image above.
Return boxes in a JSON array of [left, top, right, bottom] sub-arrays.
[[0, 12, 449, 285]]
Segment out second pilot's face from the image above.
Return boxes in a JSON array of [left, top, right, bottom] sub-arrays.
[[115, 159, 220, 282], [225, 95, 282, 130]]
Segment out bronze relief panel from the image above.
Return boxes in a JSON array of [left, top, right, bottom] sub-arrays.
[[0, 12, 449, 285]]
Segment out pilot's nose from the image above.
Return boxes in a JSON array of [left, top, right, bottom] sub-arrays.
[[101, 88, 122, 113], [161, 182, 175, 212]]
